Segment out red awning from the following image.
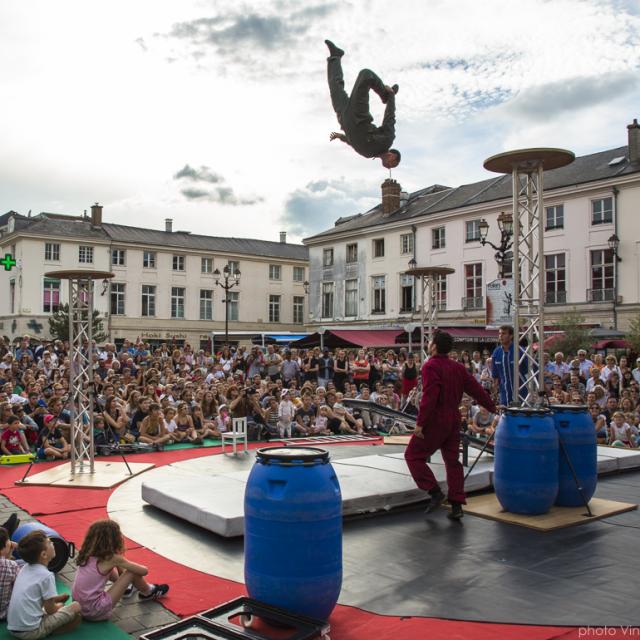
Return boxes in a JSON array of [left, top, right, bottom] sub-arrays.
[[328, 329, 404, 348], [592, 339, 630, 350]]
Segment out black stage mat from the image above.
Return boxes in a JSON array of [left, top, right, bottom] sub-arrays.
[[142, 444, 639, 626], [340, 469, 640, 626]]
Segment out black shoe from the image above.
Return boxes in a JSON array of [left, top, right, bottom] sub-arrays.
[[139, 584, 169, 601], [2, 514, 19, 538], [448, 503, 464, 521], [325, 39, 344, 58], [424, 491, 445, 515]]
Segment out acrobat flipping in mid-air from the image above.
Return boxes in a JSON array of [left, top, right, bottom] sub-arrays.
[[325, 40, 401, 168]]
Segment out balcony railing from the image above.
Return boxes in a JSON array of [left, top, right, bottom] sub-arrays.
[[462, 296, 484, 310], [545, 290, 567, 304], [587, 288, 614, 303]]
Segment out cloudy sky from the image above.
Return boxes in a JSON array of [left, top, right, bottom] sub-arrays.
[[1, 0, 639, 243]]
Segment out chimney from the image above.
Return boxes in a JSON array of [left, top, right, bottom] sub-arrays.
[[381, 178, 401, 215], [279, 231, 287, 243], [90, 202, 102, 226], [628, 118, 640, 164], [165, 218, 173, 233]]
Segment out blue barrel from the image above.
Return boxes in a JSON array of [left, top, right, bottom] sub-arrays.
[[494, 408, 558, 515], [244, 447, 342, 621], [552, 405, 597, 507], [12, 522, 75, 573]]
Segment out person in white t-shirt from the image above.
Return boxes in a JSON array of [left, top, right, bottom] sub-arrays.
[[609, 412, 639, 448], [7, 530, 81, 639], [277, 390, 296, 438]]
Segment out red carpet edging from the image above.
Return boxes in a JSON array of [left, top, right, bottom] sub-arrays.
[[1, 442, 580, 639]]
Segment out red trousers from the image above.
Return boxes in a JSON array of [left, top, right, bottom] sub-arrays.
[[404, 415, 465, 504]]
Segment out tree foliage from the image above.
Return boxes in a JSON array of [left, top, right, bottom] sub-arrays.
[[550, 308, 591, 357], [626, 314, 640, 356], [48, 304, 108, 343]]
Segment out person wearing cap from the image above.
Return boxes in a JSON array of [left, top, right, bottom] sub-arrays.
[[36, 415, 70, 460]]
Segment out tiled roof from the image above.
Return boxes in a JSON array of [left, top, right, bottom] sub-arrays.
[[1, 214, 308, 261], [103, 223, 308, 261], [305, 145, 639, 242]]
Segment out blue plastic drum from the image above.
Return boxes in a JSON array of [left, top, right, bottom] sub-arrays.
[[552, 405, 597, 507], [494, 408, 559, 515], [244, 447, 342, 621], [12, 522, 75, 573]]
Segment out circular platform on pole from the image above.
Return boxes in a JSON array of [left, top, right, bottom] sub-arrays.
[[483, 148, 575, 174], [405, 266, 455, 278], [44, 269, 114, 280]]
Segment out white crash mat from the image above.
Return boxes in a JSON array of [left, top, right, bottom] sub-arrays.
[[596, 446, 640, 471], [140, 451, 492, 538]]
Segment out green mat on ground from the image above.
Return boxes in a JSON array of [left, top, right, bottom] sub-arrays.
[[165, 437, 222, 450], [0, 580, 129, 640], [164, 437, 261, 450]]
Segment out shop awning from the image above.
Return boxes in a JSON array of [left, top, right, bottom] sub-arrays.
[[592, 339, 630, 350], [290, 329, 404, 349], [252, 334, 309, 345], [329, 329, 404, 348]]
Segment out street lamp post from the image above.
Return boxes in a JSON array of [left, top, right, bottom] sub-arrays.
[[478, 212, 514, 278], [608, 233, 621, 330], [213, 265, 241, 346]]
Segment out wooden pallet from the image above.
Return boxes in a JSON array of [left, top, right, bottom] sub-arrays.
[[463, 493, 637, 531]]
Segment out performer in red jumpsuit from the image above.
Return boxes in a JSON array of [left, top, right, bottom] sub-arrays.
[[404, 330, 497, 520]]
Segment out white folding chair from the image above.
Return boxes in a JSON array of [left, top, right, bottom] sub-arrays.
[[221, 417, 248, 456]]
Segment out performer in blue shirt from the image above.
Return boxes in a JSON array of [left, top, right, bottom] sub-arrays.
[[491, 325, 529, 405]]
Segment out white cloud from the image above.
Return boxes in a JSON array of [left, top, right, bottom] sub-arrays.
[[0, 0, 639, 244]]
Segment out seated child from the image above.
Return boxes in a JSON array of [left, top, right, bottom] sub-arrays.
[[139, 404, 174, 447], [609, 411, 639, 448], [215, 405, 231, 433], [334, 393, 361, 434], [7, 530, 81, 639], [313, 406, 332, 435], [263, 397, 280, 439], [1, 416, 29, 457], [191, 405, 220, 440], [163, 407, 178, 435], [0, 526, 19, 621], [36, 415, 70, 461], [72, 519, 169, 621], [468, 406, 497, 439]]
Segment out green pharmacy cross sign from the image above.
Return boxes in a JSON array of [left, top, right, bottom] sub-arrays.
[[1, 254, 17, 271]]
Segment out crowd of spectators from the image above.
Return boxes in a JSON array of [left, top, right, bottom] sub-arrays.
[[0, 334, 639, 458]]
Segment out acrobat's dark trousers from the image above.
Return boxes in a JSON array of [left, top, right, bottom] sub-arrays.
[[327, 56, 386, 126], [404, 416, 466, 504]]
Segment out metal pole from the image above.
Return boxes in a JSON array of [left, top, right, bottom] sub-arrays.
[[224, 278, 229, 346], [512, 168, 521, 405], [420, 275, 426, 361], [536, 164, 545, 395], [67, 280, 76, 474]]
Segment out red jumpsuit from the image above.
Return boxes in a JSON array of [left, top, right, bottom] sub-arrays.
[[404, 354, 497, 503]]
